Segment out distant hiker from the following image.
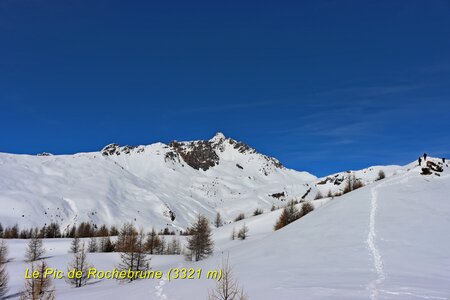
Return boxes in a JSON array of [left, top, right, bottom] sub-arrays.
[[418, 157, 422, 166], [443, 158, 446, 163], [424, 153, 427, 160]]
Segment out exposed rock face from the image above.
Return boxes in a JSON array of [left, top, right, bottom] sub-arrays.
[[101, 143, 121, 156], [421, 160, 445, 175], [100, 132, 285, 173], [167, 140, 220, 171], [270, 192, 285, 199], [317, 174, 346, 186], [37, 152, 53, 156], [101, 144, 144, 156]]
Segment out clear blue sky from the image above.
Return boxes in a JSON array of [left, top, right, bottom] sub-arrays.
[[1, 1, 449, 176]]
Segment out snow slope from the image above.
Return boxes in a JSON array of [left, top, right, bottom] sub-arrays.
[[2, 158, 449, 299], [0, 133, 315, 231]]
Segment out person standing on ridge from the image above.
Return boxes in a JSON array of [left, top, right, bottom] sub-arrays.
[[424, 153, 427, 161], [418, 157, 422, 166]]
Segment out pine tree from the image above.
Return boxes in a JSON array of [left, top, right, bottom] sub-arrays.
[[25, 231, 45, 262], [144, 228, 161, 255], [208, 256, 247, 300], [185, 215, 214, 261], [99, 236, 115, 252], [0, 240, 8, 300], [20, 261, 55, 300], [157, 236, 166, 255], [109, 226, 119, 236], [231, 227, 236, 240], [167, 237, 181, 255], [0, 223, 3, 238], [67, 225, 76, 238], [87, 238, 97, 253], [69, 237, 80, 253], [116, 226, 150, 282], [214, 212, 223, 228], [115, 223, 137, 252], [44, 223, 60, 239], [96, 225, 109, 237], [66, 242, 92, 288]]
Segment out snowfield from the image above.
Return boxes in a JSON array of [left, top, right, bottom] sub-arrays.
[[0, 133, 316, 231], [1, 134, 449, 299], [1, 157, 449, 299]]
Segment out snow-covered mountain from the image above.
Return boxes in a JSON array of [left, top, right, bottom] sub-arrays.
[[0, 132, 317, 231]]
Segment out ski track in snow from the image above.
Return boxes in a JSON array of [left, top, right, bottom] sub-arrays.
[[366, 172, 410, 299], [367, 181, 386, 300], [366, 171, 449, 300]]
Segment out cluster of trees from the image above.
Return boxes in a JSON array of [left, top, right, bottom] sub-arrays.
[[0, 220, 191, 299], [252, 208, 263, 216], [234, 213, 246, 222], [2, 240, 54, 299], [0, 221, 183, 240], [0, 214, 254, 299], [0, 230, 90, 299], [342, 175, 364, 194], [231, 223, 249, 241], [70, 226, 182, 256], [0, 222, 116, 240], [274, 200, 315, 231]]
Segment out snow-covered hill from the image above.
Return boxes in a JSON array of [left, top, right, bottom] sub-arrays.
[[2, 157, 449, 299], [0, 133, 316, 231]]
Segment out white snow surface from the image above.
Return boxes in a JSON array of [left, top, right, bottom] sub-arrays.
[[1, 156, 449, 299], [0, 133, 316, 231]]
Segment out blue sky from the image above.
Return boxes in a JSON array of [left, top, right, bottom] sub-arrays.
[[1, 1, 450, 176]]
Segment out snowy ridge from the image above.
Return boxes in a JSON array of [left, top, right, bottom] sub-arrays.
[[0, 133, 316, 230]]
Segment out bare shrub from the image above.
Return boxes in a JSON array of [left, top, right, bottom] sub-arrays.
[[208, 256, 247, 300], [377, 170, 386, 181], [234, 213, 245, 222], [253, 208, 263, 216]]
